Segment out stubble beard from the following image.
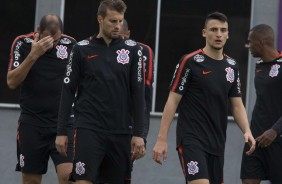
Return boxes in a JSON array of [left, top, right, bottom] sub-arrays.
[[103, 29, 119, 40], [211, 45, 223, 51]]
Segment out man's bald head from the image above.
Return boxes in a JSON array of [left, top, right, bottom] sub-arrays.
[[39, 15, 63, 35], [120, 19, 130, 39]]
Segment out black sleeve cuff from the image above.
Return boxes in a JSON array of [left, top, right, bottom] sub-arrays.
[[272, 118, 282, 135], [57, 128, 68, 136]]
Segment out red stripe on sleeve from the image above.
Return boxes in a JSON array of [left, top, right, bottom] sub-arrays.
[[139, 43, 154, 86], [8, 33, 34, 71], [277, 51, 282, 58], [171, 49, 202, 91], [61, 34, 76, 42]]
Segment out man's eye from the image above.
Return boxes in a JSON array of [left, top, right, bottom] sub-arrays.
[[221, 28, 227, 32]]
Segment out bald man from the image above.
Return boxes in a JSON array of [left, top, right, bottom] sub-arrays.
[[241, 24, 282, 184], [7, 15, 76, 184]]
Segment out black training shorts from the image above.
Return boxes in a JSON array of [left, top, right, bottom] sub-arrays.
[[241, 142, 282, 184], [16, 122, 74, 174], [70, 128, 132, 184], [177, 144, 224, 184]]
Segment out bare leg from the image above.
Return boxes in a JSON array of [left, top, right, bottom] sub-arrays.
[[188, 179, 210, 184], [75, 180, 93, 184], [242, 179, 261, 184], [56, 163, 73, 184], [22, 173, 42, 184]]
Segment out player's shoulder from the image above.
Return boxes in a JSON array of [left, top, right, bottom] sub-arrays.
[[181, 49, 205, 63], [74, 36, 92, 50], [120, 38, 143, 54], [13, 32, 35, 45], [275, 51, 282, 63], [137, 42, 153, 50], [122, 38, 138, 47], [224, 54, 238, 67], [256, 59, 263, 65], [60, 34, 77, 45]]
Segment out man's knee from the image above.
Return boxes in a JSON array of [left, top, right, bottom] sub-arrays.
[[188, 179, 209, 184], [242, 179, 261, 184], [56, 163, 73, 183], [22, 173, 42, 184]]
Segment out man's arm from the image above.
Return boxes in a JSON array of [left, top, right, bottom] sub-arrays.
[[272, 117, 282, 135], [56, 45, 80, 156], [142, 43, 154, 140], [254, 116, 282, 148], [229, 97, 256, 155], [130, 45, 146, 159], [153, 92, 182, 164], [7, 33, 54, 89]]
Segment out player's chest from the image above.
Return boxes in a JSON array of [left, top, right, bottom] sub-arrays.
[[255, 63, 282, 89], [81, 47, 134, 72], [191, 61, 237, 87], [30, 54, 69, 77]]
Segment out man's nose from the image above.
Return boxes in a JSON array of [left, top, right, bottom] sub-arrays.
[[115, 23, 122, 29], [216, 30, 223, 37]]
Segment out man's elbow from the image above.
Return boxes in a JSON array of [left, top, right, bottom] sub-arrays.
[[7, 79, 18, 89]]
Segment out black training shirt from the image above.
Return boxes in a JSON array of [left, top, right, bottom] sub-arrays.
[[9, 33, 76, 127], [57, 36, 145, 137], [170, 49, 241, 156], [251, 52, 282, 141]]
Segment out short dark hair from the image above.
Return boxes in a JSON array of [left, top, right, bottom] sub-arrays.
[[250, 24, 274, 35], [250, 24, 275, 46], [204, 11, 228, 28], [39, 15, 63, 33], [97, 0, 127, 18]]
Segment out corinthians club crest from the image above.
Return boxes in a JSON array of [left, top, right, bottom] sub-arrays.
[[187, 161, 199, 175], [269, 64, 280, 77], [116, 49, 130, 64], [56, 45, 68, 59], [225, 67, 234, 83], [75, 162, 85, 175]]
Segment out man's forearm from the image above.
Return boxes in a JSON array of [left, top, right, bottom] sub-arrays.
[[232, 105, 251, 133], [7, 54, 38, 89], [272, 116, 282, 135]]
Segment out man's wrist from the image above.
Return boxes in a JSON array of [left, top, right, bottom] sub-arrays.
[[57, 128, 68, 136]]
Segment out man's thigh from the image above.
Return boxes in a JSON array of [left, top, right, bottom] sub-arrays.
[[16, 122, 50, 174], [50, 127, 74, 166], [70, 129, 107, 183], [265, 142, 282, 184], [177, 144, 224, 184], [97, 134, 132, 184], [241, 143, 267, 180]]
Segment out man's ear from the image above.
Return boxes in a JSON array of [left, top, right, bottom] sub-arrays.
[[258, 38, 265, 48], [127, 30, 131, 38], [202, 29, 206, 38], [36, 26, 40, 33], [97, 15, 103, 24]]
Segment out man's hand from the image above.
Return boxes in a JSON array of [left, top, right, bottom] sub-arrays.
[[256, 128, 277, 148], [244, 131, 256, 155], [30, 33, 54, 59], [152, 139, 168, 165], [131, 136, 145, 160], [55, 135, 68, 157]]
